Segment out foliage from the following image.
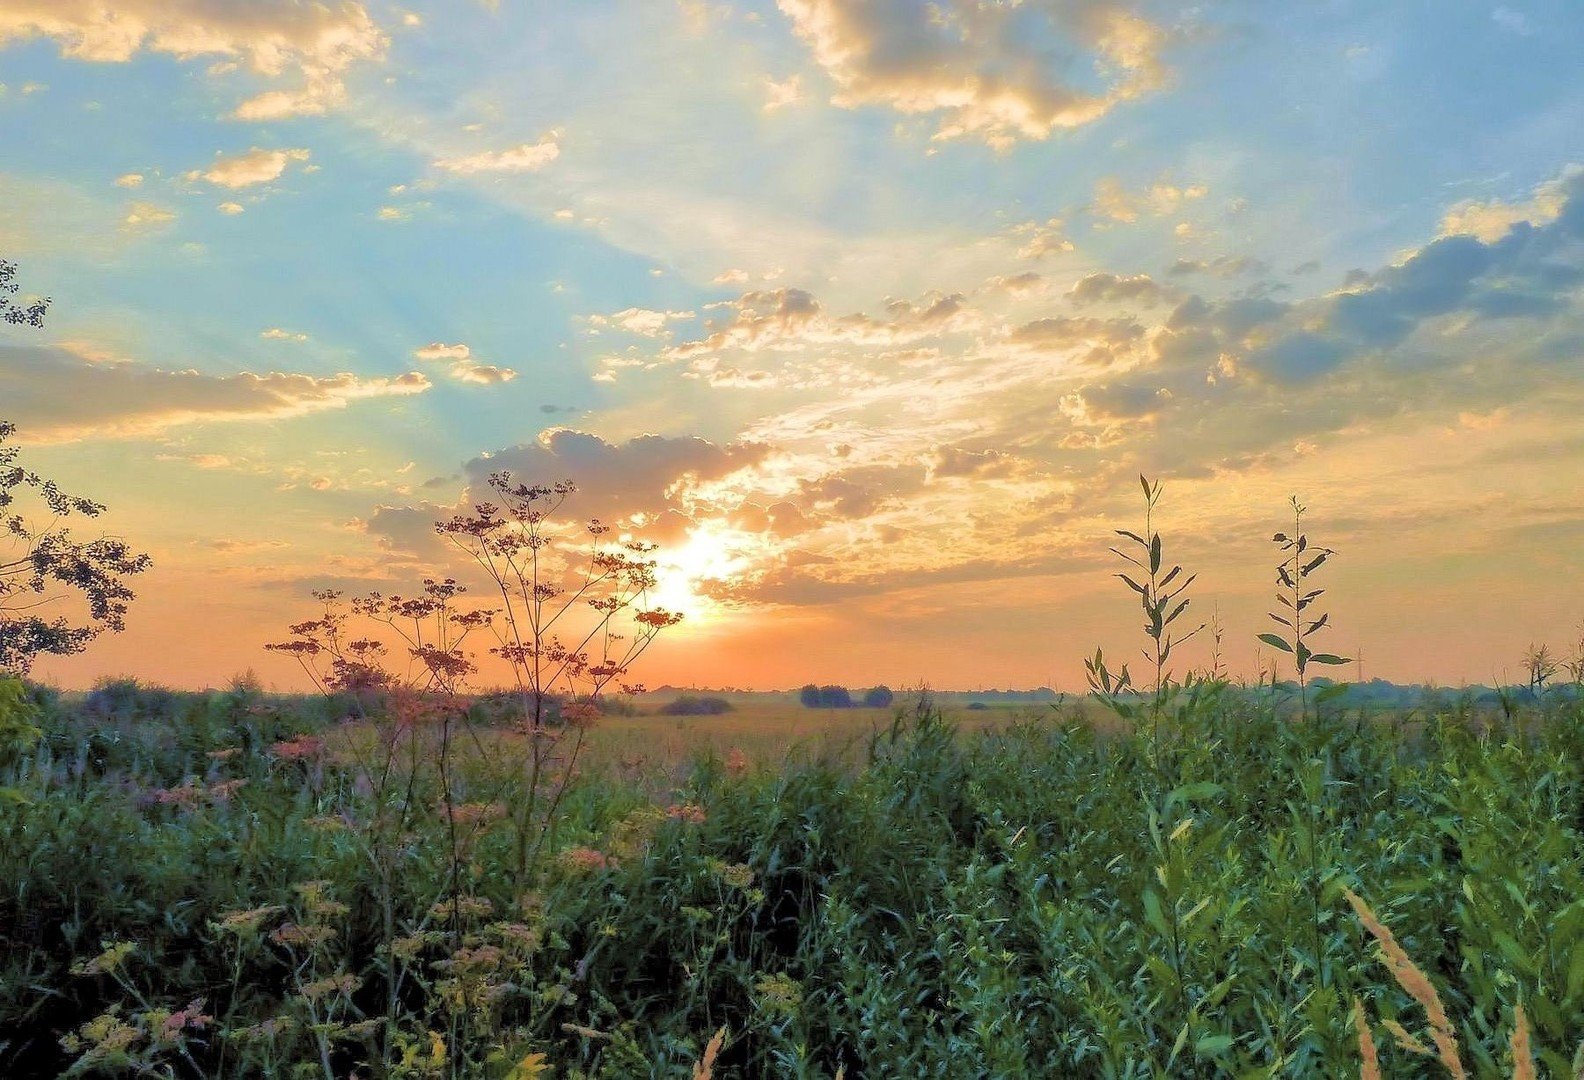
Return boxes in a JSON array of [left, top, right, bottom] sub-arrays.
[[0, 258, 49, 328], [660, 695, 733, 716], [4, 684, 1584, 1077], [797, 685, 857, 709], [0, 422, 153, 675], [1258, 495, 1350, 714], [861, 686, 894, 709]]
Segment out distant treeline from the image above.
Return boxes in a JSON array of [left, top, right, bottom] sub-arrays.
[[799, 684, 894, 709]]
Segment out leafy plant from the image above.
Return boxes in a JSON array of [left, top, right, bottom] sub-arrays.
[[1258, 495, 1349, 716]]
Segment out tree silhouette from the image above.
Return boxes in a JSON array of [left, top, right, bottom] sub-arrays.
[[1, 261, 150, 674]]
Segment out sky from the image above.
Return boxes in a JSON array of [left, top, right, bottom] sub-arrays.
[[1, 0, 1581, 692]]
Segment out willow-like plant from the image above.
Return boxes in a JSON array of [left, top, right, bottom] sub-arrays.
[[1258, 496, 1348, 718]]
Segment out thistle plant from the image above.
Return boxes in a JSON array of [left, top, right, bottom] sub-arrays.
[[1258, 496, 1348, 718]]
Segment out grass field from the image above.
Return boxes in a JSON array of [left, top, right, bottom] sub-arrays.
[[4, 675, 1581, 1077]]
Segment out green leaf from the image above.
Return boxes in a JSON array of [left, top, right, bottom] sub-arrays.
[[1309, 653, 1350, 666], [1142, 889, 1171, 938], [1149, 534, 1162, 575], [1258, 633, 1292, 653], [1116, 573, 1148, 596]]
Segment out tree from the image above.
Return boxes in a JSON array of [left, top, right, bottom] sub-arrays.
[[0, 259, 49, 328], [862, 685, 894, 708], [798, 683, 820, 708], [818, 684, 852, 708], [1, 261, 150, 675]]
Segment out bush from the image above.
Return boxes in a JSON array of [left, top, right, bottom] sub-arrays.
[[659, 694, 732, 716]]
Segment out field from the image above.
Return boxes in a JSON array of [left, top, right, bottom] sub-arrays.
[[3, 677, 1582, 1078]]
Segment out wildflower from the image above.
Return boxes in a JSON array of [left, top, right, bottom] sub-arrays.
[[430, 895, 495, 920], [725, 746, 749, 775], [305, 814, 351, 832], [293, 880, 348, 919], [160, 999, 212, 1038], [490, 920, 542, 949], [664, 802, 707, 824], [215, 905, 284, 935], [715, 862, 755, 889], [299, 973, 359, 1001], [563, 701, 601, 728], [559, 846, 613, 873], [70, 940, 135, 977], [208, 778, 248, 801], [449, 801, 506, 827], [60, 1009, 139, 1059], [270, 735, 325, 761], [754, 972, 803, 1017], [270, 922, 335, 949], [152, 780, 205, 809]]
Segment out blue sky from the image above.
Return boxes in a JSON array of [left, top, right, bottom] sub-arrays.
[[2, 1, 1581, 688]]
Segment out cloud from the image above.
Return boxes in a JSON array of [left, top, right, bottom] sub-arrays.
[[0, 344, 429, 442], [365, 429, 772, 562], [434, 138, 560, 174], [217, 201, 244, 215], [187, 147, 309, 189], [412, 341, 518, 385], [763, 74, 803, 112], [1439, 165, 1579, 243], [778, 0, 1170, 145], [586, 307, 696, 337], [122, 201, 176, 231], [1167, 254, 1269, 278], [1092, 176, 1207, 223], [114, 172, 144, 188], [669, 286, 979, 365], [0, 0, 387, 119], [1010, 217, 1075, 259], [261, 327, 308, 342], [1068, 272, 1179, 306]]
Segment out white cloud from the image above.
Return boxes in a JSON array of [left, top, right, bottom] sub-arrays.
[[122, 201, 176, 230], [1439, 165, 1579, 242], [763, 74, 803, 112], [261, 327, 308, 342], [1092, 176, 1208, 224], [187, 147, 310, 189], [412, 341, 517, 385], [217, 200, 244, 214], [0, 1, 387, 120], [114, 172, 144, 188], [587, 307, 696, 337], [434, 138, 560, 174], [777, 0, 1169, 145]]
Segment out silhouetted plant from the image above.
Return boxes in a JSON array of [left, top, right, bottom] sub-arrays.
[[0, 259, 49, 328], [1522, 643, 1558, 698], [1258, 495, 1348, 718], [0, 422, 152, 676], [1087, 475, 1205, 772], [435, 473, 682, 882]]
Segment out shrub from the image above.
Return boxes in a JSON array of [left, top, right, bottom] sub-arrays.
[[660, 695, 732, 716]]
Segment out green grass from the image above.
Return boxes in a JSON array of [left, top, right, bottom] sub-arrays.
[[3, 677, 1582, 1077]]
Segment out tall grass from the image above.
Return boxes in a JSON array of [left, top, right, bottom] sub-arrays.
[[3, 479, 1582, 1077]]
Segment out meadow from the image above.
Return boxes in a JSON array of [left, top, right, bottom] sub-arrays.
[[3, 673, 1583, 1078]]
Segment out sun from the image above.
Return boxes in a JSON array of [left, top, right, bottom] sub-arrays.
[[648, 523, 754, 623]]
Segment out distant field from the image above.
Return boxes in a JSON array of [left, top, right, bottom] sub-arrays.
[[578, 693, 1053, 777]]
